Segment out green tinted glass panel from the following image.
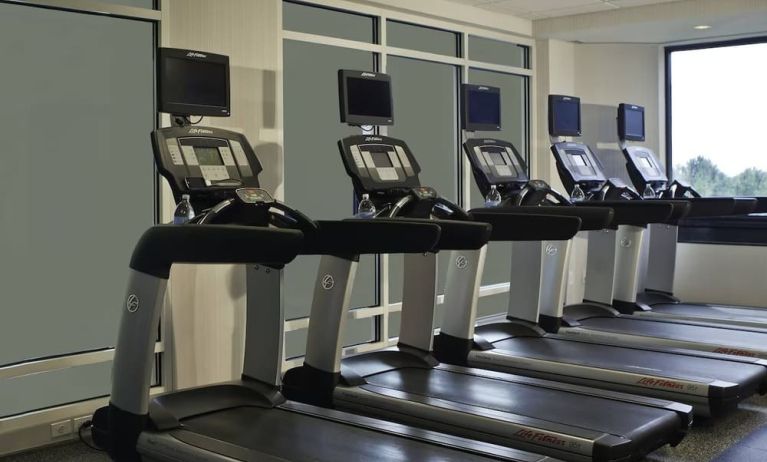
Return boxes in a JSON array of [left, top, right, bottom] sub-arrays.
[[284, 1, 375, 43], [283, 40, 377, 318], [468, 69, 527, 286], [469, 35, 528, 68], [387, 21, 459, 57], [386, 56, 459, 305]]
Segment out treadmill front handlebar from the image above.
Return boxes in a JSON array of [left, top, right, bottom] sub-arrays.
[[129, 225, 304, 279], [469, 209, 582, 241], [304, 219, 442, 255], [578, 201, 674, 226]]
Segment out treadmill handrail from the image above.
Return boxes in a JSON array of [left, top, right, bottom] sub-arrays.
[[468, 209, 582, 241], [130, 225, 304, 278], [376, 217, 492, 251], [490, 205, 614, 232], [576, 201, 674, 226], [303, 219, 443, 255]]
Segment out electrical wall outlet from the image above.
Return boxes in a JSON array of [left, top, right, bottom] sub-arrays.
[[50, 420, 73, 439]]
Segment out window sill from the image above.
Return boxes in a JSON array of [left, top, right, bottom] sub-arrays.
[[678, 214, 767, 246]]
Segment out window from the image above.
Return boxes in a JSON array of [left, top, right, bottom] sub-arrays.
[[282, 1, 532, 352], [667, 38, 767, 197]]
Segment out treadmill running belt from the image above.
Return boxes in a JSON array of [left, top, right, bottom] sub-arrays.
[[364, 368, 680, 439], [176, 406, 506, 461], [491, 337, 764, 388], [579, 317, 767, 350], [650, 304, 767, 322]]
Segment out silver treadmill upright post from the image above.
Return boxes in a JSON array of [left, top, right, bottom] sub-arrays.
[[507, 240, 571, 322], [533, 240, 572, 321], [583, 229, 618, 305], [398, 252, 439, 352], [644, 223, 678, 294], [440, 247, 487, 340], [111, 269, 168, 415], [612, 225, 646, 304], [242, 264, 285, 386], [303, 255, 358, 373]]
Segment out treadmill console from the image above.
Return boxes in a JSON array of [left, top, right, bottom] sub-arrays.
[[623, 145, 668, 192], [463, 138, 528, 197], [551, 141, 607, 195], [338, 134, 422, 200], [152, 126, 263, 208]]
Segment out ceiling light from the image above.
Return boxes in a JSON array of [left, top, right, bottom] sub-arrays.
[[693, 25, 712, 30]]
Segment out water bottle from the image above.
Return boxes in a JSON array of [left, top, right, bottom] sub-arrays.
[[570, 184, 586, 202], [484, 185, 502, 207], [173, 194, 195, 224], [642, 184, 656, 199], [356, 193, 376, 218]]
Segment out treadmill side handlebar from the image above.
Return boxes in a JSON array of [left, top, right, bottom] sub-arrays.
[[469, 209, 582, 241], [494, 205, 614, 231], [129, 225, 304, 279]]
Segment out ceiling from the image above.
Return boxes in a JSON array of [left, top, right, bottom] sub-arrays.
[[443, 0, 680, 20]]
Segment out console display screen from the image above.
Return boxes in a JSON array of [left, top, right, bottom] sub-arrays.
[[371, 151, 393, 167], [468, 90, 500, 126], [625, 107, 644, 139], [195, 147, 224, 166], [347, 78, 393, 119], [569, 152, 588, 167], [640, 157, 654, 169], [488, 151, 506, 165], [160, 56, 228, 114]]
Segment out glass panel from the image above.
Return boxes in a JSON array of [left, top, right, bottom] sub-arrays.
[[283, 40, 377, 318], [468, 69, 527, 286], [477, 292, 509, 319], [283, 1, 375, 43], [387, 21, 459, 57], [469, 35, 528, 68], [670, 43, 767, 196], [386, 56, 459, 305], [0, 6, 154, 364], [285, 318, 377, 359]]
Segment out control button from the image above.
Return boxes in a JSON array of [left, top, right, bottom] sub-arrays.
[[181, 146, 199, 166], [218, 147, 236, 166], [166, 140, 184, 166], [394, 146, 414, 176], [350, 146, 367, 169], [378, 168, 399, 181], [230, 141, 250, 166]]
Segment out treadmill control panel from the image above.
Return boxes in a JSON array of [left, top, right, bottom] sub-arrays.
[[463, 138, 528, 197], [551, 141, 607, 194], [153, 126, 263, 204], [339, 135, 422, 195], [623, 145, 668, 192]]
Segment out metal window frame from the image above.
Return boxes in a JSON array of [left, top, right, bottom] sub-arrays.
[[0, 0, 162, 456], [665, 35, 767, 244], [282, 0, 533, 362]]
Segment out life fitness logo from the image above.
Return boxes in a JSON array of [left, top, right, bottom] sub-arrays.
[[713, 347, 758, 357], [514, 429, 567, 447], [637, 377, 684, 390], [545, 244, 558, 256], [126, 294, 140, 313], [455, 255, 469, 269], [321, 274, 335, 290], [188, 128, 214, 135], [186, 51, 207, 58], [364, 137, 383, 142]]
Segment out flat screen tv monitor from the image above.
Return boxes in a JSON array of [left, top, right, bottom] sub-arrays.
[[618, 103, 645, 141], [158, 48, 230, 117], [461, 84, 501, 131], [338, 70, 394, 126], [548, 95, 581, 137]]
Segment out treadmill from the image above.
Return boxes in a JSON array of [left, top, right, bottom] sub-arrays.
[[429, 84, 767, 417], [90, 48, 558, 462], [282, 70, 694, 462], [617, 102, 767, 329], [547, 94, 767, 361]]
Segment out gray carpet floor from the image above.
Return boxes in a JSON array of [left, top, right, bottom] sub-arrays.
[[4, 395, 767, 461]]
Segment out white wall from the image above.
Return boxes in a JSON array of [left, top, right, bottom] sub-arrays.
[[161, 0, 283, 388]]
